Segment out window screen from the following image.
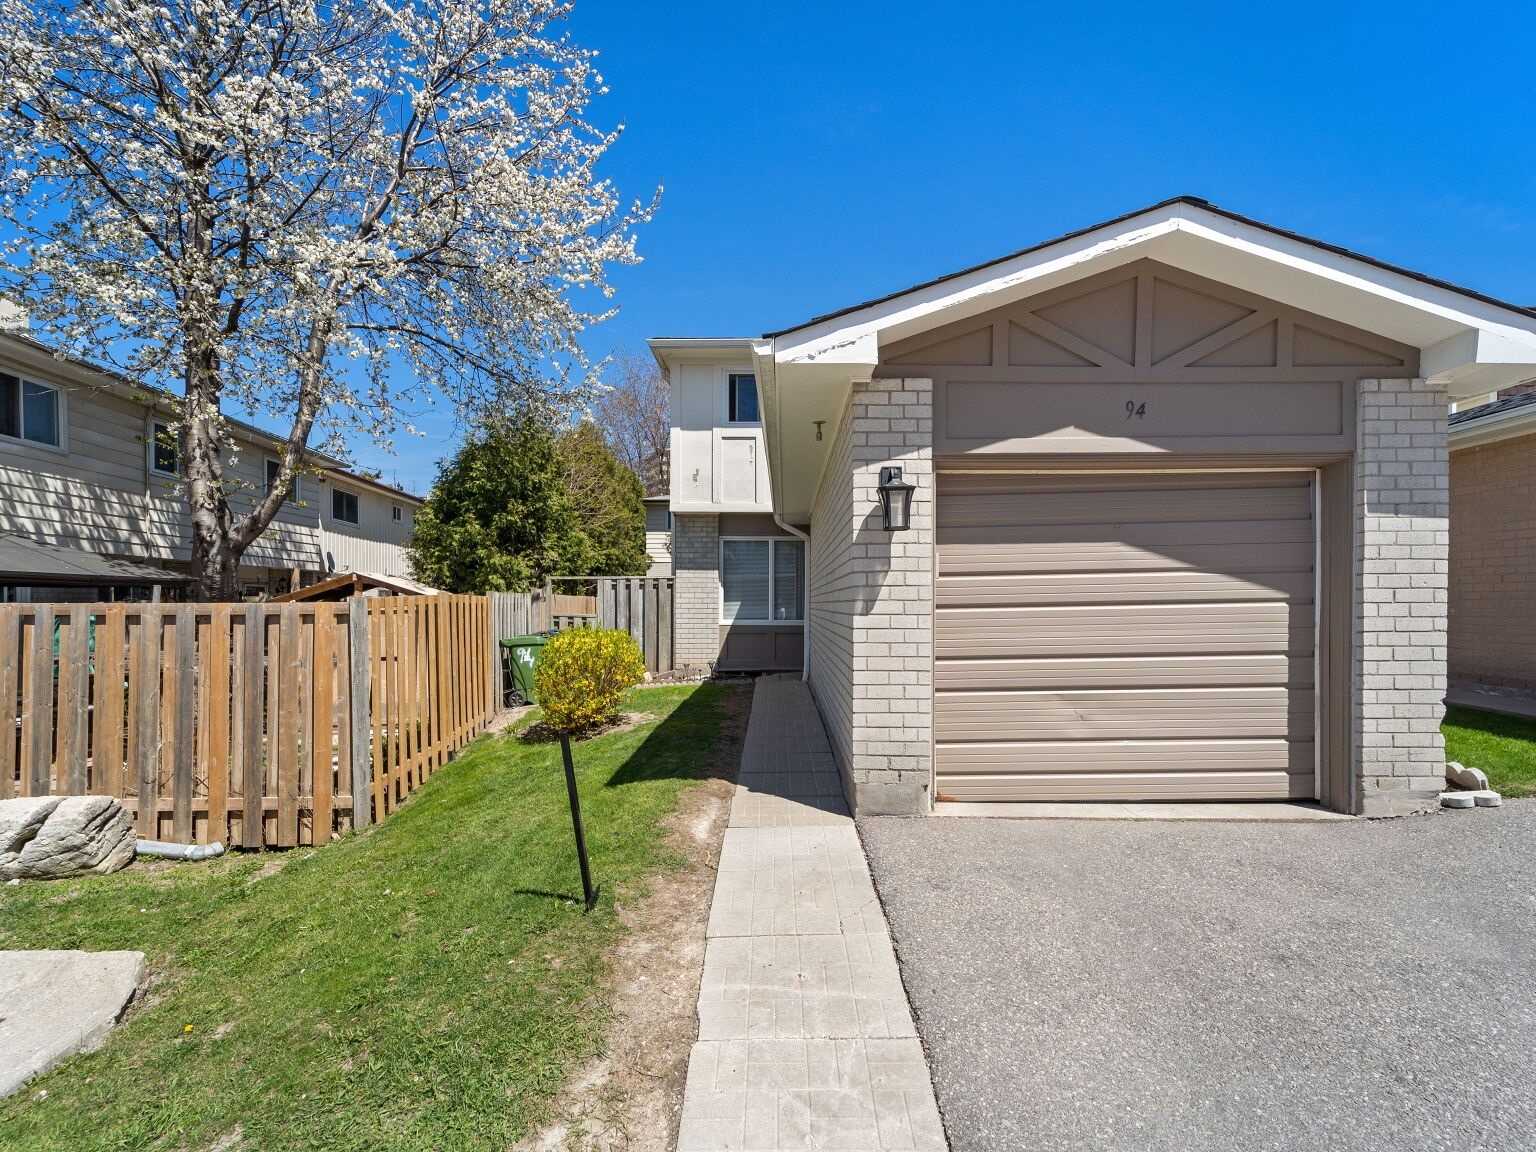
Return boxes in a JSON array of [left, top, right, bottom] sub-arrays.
[[151, 421, 178, 474], [721, 539, 769, 622], [772, 539, 804, 621], [23, 382, 59, 446], [332, 488, 359, 523]]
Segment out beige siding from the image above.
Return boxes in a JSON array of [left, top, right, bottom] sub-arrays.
[[644, 503, 672, 574], [934, 471, 1316, 803], [318, 480, 415, 578], [1449, 429, 1536, 689]]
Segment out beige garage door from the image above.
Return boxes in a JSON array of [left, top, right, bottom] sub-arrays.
[[935, 471, 1316, 802]]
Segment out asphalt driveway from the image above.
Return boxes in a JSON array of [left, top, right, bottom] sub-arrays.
[[861, 805, 1536, 1152]]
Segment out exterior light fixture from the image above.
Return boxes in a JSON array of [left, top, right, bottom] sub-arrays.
[[877, 466, 915, 532]]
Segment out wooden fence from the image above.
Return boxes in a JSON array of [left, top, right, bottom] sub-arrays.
[[489, 577, 675, 675], [0, 595, 495, 847]]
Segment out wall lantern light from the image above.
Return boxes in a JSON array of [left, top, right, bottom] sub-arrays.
[[877, 465, 915, 532]]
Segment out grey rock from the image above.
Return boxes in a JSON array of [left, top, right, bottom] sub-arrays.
[[1474, 790, 1505, 807], [0, 950, 145, 1097], [1440, 791, 1476, 809], [0, 796, 136, 880], [1447, 761, 1491, 790]]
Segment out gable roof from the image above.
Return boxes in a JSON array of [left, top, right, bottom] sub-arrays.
[[764, 196, 1536, 340], [1449, 391, 1536, 427]]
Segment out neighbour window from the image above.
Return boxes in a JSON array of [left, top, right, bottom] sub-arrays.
[[392, 504, 402, 522], [332, 488, 359, 524], [721, 538, 804, 623], [149, 420, 179, 475], [0, 372, 62, 446], [265, 458, 296, 503], [727, 373, 759, 423]]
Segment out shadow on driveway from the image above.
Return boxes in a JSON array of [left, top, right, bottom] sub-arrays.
[[861, 805, 1536, 1152]]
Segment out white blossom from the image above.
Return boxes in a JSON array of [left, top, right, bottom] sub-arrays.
[[0, 0, 655, 596]]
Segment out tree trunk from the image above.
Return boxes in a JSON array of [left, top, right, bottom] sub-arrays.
[[184, 340, 241, 601]]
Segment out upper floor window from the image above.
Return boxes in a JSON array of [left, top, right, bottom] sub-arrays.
[[149, 420, 179, 476], [332, 487, 360, 524], [265, 458, 297, 504], [727, 373, 759, 424], [0, 373, 61, 447], [392, 504, 402, 522]]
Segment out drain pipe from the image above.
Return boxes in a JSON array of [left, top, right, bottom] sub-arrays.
[[135, 839, 226, 862], [773, 512, 811, 682], [767, 340, 812, 683]]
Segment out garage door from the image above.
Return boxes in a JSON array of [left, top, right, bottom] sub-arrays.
[[935, 471, 1316, 802]]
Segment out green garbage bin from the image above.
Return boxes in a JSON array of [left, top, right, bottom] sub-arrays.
[[500, 634, 549, 706]]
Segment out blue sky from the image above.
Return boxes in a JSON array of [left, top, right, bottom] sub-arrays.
[[352, 0, 1536, 492]]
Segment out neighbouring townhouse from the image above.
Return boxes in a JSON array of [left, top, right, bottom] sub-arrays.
[[0, 324, 422, 601], [1448, 387, 1536, 691], [643, 494, 673, 575], [650, 197, 1536, 817]]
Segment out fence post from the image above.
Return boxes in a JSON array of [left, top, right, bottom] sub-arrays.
[[348, 596, 373, 829]]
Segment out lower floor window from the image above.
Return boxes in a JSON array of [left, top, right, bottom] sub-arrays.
[[721, 537, 804, 623]]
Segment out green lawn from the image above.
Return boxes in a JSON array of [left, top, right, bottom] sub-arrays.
[[1442, 705, 1536, 798], [0, 682, 740, 1152]]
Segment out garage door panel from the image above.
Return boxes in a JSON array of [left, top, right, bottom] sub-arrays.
[[935, 470, 1317, 803], [936, 604, 1313, 658], [935, 771, 1314, 802], [940, 518, 1314, 549], [935, 654, 1313, 691], [937, 570, 1313, 606], [936, 688, 1313, 741], [936, 739, 1315, 775], [940, 484, 1313, 529], [939, 539, 1313, 576]]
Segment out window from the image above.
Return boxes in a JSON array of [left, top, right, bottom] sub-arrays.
[[721, 537, 804, 623], [149, 420, 179, 475], [0, 373, 62, 446], [727, 373, 759, 423], [332, 487, 359, 524], [392, 504, 402, 522], [265, 458, 296, 503]]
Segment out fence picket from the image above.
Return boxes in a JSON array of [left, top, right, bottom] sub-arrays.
[[240, 605, 265, 848], [0, 608, 17, 799], [172, 605, 196, 843], [134, 610, 160, 837], [206, 606, 231, 846], [348, 597, 372, 830], [311, 606, 335, 844]]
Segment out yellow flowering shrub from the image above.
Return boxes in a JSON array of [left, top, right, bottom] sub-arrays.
[[534, 627, 646, 734]]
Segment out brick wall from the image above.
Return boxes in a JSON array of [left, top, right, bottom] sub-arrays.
[[806, 378, 933, 815], [1449, 430, 1536, 689], [672, 513, 721, 671], [1354, 378, 1449, 816]]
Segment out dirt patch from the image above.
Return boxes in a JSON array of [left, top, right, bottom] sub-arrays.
[[515, 683, 751, 1152], [517, 712, 652, 747]]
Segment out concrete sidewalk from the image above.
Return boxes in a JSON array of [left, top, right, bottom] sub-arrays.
[[678, 676, 945, 1152]]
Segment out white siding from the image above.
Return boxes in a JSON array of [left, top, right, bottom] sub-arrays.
[[319, 479, 416, 578], [644, 503, 671, 574], [667, 360, 771, 511]]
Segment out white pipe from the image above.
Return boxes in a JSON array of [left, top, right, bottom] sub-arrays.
[[772, 511, 811, 682], [135, 839, 226, 861]]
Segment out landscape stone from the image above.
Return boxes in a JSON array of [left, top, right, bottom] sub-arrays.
[[0, 950, 145, 1097], [0, 796, 136, 881]]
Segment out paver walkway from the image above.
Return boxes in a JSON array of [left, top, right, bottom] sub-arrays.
[[678, 676, 946, 1151]]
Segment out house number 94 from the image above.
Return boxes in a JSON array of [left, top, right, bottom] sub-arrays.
[[1124, 400, 1147, 419]]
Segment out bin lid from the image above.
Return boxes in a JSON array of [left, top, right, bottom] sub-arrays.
[[499, 634, 549, 647]]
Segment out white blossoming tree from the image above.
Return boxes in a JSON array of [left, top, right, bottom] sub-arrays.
[[0, 0, 652, 598]]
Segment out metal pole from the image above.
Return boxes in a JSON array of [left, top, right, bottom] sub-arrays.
[[559, 733, 598, 911]]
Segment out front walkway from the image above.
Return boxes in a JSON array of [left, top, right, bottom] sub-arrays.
[[678, 676, 946, 1151]]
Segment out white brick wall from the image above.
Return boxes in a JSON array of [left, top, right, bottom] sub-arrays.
[[1354, 378, 1449, 816], [807, 378, 933, 815], [673, 513, 721, 671]]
